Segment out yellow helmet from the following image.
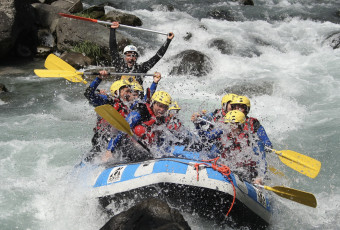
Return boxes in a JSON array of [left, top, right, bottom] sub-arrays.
[[131, 81, 144, 92], [221, 93, 238, 106], [151, 91, 172, 106], [230, 95, 251, 111], [224, 110, 246, 124], [110, 79, 131, 95], [169, 101, 181, 111]]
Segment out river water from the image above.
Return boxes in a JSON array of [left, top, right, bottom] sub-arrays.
[[1, 0, 340, 229]]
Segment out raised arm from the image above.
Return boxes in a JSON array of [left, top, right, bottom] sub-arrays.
[[139, 32, 174, 72]]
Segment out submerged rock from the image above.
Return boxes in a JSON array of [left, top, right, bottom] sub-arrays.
[[208, 39, 233, 55], [170, 50, 212, 77], [0, 84, 8, 93], [217, 80, 274, 97], [100, 198, 191, 230], [323, 32, 340, 49]]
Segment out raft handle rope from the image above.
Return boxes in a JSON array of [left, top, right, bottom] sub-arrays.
[[194, 157, 236, 217], [162, 157, 236, 217]]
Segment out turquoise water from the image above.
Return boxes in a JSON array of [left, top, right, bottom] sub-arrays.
[[1, 0, 340, 229]]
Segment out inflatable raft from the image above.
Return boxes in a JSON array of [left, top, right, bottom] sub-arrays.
[[91, 147, 271, 228]]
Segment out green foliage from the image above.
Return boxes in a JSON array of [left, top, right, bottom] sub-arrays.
[[72, 41, 101, 59], [75, 12, 94, 19]]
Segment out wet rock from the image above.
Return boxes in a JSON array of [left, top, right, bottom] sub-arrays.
[[56, 17, 130, 62], [100, 198, 191, 230], [170, 50, 212, 77], [0, 0, 36, 58], [183, 32, 192, 41], [80, 5, 105, 19], [103, 10, 143, 27], [323, 31, 340, 49], [150, 4, 175, 12], [207, 9, 234, 21], [31, 3, 66, 33], [37, 29, 55, 47], [51, 0, 83, 13], [0, 84, 8, 93], [239, 0, 254, 6], [208, 39, 233, 55], [217, 80, 274, 97], [36, 46, 52, 57], [60, 51, 92, 68]]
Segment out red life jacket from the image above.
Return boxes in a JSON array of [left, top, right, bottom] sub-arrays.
[[133, 103, 158, 144], [243, 117, 259, 134], [95, 98, 129, 132], [165, 116, 182, 131]]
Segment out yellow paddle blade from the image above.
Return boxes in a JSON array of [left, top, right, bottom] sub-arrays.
[[273, 149, 321, 179], [34, 69, 87, 84], [268, 165, 286, 178], [45, 54, 76, 72], [95, 105, 133, 136], [264, 185, 317, 208]]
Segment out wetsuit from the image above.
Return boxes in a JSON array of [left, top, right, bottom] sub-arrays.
[[110, 28, 173, 85]]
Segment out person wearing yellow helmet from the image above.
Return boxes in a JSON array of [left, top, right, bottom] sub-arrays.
[[106, 90, 173, 159], [230, 95, 272, 149], [166, 101, 182, 131], [109, 21, 174, 85], [191, 93, 238, 138], [83, 72, 133, 161], [129, 72, 162, 103]]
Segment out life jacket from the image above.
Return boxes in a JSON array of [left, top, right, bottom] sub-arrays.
[[212, 109, 226, 123], [95, 97, 129, 132], [165, 116, 182, 131], [133, 103, 158, 144], [220, 132, 256, 167], [243, 117, 259, 134]]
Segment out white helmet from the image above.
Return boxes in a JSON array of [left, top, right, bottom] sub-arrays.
[[123, 45, 139, 56]]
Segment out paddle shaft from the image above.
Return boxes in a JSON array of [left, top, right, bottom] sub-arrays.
[[59, 13, 168, 35], [84, 72, 155, 77]]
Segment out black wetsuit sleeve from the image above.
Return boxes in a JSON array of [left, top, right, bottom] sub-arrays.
[[139, 38, 172, 72], [110, 28, 125, 69]]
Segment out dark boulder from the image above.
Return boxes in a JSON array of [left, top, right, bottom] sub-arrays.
[[217, 80, 274, 97], [170, 50, 212, 77], [0, 0, 36, 58], [56, 17, 130, 63], [51, 0, 83, 13], [323, 31, 340, 49], [0, 83, 8, 93], [102, 10, 143, 27], [100, 198, 191, 230], [239, 0, 254, 5], [31, 3, 66, 33], [208, 39, 233, 55], [207, 9, 234, 21], [80, 5, 105, 19], [60, 51, 92, 69]]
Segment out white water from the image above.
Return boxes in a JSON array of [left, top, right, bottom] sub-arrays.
[[1, 0, 340, 229]]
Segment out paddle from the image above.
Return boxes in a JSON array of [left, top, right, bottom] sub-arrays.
[[34, 69, 155, 83], [255, 184, 317, 208], [94, 104, 151, 153], [59, 13, 168, 36], [196, 117, 321, 178], [266, 148, 321, 179], [45, 53, 76, 72]]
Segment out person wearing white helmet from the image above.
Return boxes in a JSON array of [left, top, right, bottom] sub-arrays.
[[109, 21, 174, 85]]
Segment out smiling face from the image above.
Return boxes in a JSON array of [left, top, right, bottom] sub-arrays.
[[152, 101, 169, 117], [124, 52, 138, 68]]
